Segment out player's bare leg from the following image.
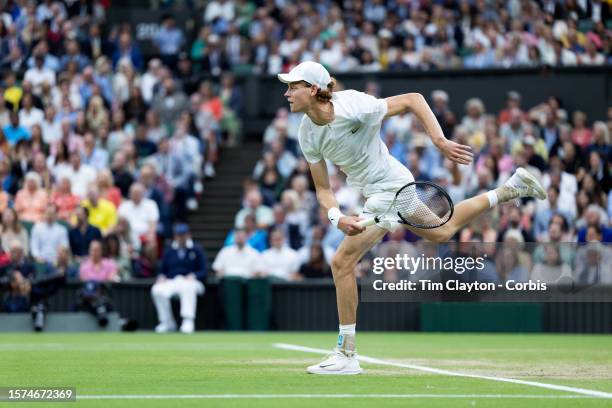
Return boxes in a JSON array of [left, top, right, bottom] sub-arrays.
[[307, 225, 387, 375], [405, 167, 546, 243]]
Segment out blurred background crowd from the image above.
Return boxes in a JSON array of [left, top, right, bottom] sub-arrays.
[[0, 0, 609, 324]]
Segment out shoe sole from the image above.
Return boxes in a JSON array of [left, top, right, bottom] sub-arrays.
[[307, 368, 363, 375], [516, 168, 547, 200]]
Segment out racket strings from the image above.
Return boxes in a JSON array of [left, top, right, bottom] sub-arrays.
[[394, 183, 453, 228]]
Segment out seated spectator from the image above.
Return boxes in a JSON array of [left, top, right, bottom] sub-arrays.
[[103, 234, 133, 281], [118, 183, 160, 244], [269, 204, 303, 250], [82, 132, 109, 171], [31, 152, 53, 192], [280, 189, 309, 239], [30, 204, 69, 265], [133, 124, 157, 160], [571, 110, 592, 149], [82, 186, 118, 234], [234, 189, 273, 229], [574, 226, 612, 284], [19, 93, 44, 131], [64, 150, 97, 198], [77, 240, 118, 327], [2, 242, 33, 315], [96, 169, 122, 209], [577, 205, 612, 243], [297, 244, 331, 279], [213, 229, 261, 278], [69, 206, 102, 260], [495, 247, 529, 283], [138, 163, 170, 231], [290, 175, 318, 224], [112, 32, 143, 71], [14, 172, 48, 223], [2, 268, 31, 314], [151, 224, 207, 334], [0, 208, 29, 255], [3, 111, 30, 147], [54, 246, 79, 283], [51, 177, 81, 222], [259, 229, 300, 281], [147, 137, 194, 218], [531, 244, 573, 284], [534, 186, 571, 241], [79, 240, 119, 283], [224, 213, 268, 252], [2, 240, 63, 331], [533, 218, 575, 266], [497, 206, 535, 243], [108, 216, 141, 256], [110, 151, 135, 198], [0, 156, 17, 196]]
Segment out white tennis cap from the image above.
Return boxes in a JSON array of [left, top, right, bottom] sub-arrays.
[[277, 61, 331, 90]]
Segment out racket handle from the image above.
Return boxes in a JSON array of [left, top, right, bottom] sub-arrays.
[[357, 217, 377, 228]]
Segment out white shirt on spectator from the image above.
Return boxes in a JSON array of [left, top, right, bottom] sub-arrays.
[[24, 66, 56, 94], [260, 245, 299, 280], [579, 53, 605, 66], [118, 198, 160, 238], [63, 164, 97, 198], [213, 244, 261, 278], [235, 205, 274, 229], [19, 108, 44, 132], [30, 222, 69, 264], [41, 118, 62, 145], [204, 0, 234, 23]]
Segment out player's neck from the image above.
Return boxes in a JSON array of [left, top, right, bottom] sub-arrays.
[[306, 101, 334, 126]]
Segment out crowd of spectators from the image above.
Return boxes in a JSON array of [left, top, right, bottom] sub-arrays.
[[171, 0, 609, 73], [0, 0, 248, 322], [221, 85, 611, 285]]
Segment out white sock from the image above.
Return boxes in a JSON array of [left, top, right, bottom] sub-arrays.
[[486, 190, 498, 208], [339, 324, 356, 335], [337, 324, 356, 356]]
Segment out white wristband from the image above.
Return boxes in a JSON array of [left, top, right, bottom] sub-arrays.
[[328, 207, 344, 228]]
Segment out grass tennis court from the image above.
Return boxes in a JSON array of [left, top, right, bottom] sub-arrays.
[[1, 332, 611, 407]]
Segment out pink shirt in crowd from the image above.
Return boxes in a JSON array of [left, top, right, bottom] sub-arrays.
[[79, 258, 119, 282]]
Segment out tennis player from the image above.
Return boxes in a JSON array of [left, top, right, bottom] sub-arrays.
[[278, 61, 546, 375]]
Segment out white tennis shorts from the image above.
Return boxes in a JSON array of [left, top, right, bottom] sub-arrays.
[[359, 160, 415, 232]]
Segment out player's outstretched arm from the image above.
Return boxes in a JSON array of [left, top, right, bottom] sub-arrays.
[[385, 93, 473, 165], [308, 160, 365, 236]]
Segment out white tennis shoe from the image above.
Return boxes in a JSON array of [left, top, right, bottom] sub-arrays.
[[307, 349, 363, 375], [498, 167, 547, 204]]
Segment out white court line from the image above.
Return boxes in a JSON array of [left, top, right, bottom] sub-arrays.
[[76, 394, 594, 400], [273, 343, 612, 399]]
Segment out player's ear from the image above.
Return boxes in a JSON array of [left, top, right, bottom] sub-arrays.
[[310, 85, 319, 96]]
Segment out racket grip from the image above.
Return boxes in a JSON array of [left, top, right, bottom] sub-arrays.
[[357, 217, 377, 228]]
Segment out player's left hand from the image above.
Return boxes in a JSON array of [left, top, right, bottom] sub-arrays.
[[438, 139, 473, 165]]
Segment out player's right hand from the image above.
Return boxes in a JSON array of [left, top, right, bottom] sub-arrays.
[[338, 216, 366, 236]]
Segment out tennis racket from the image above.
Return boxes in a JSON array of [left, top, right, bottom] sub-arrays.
[[357, 181, 454, 229]]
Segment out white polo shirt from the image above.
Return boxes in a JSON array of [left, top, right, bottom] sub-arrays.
[[298, 90, 410, 196], [260, 245, 300, 280], [213, 245, 261, 278], [118, 198, 159, 238]]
